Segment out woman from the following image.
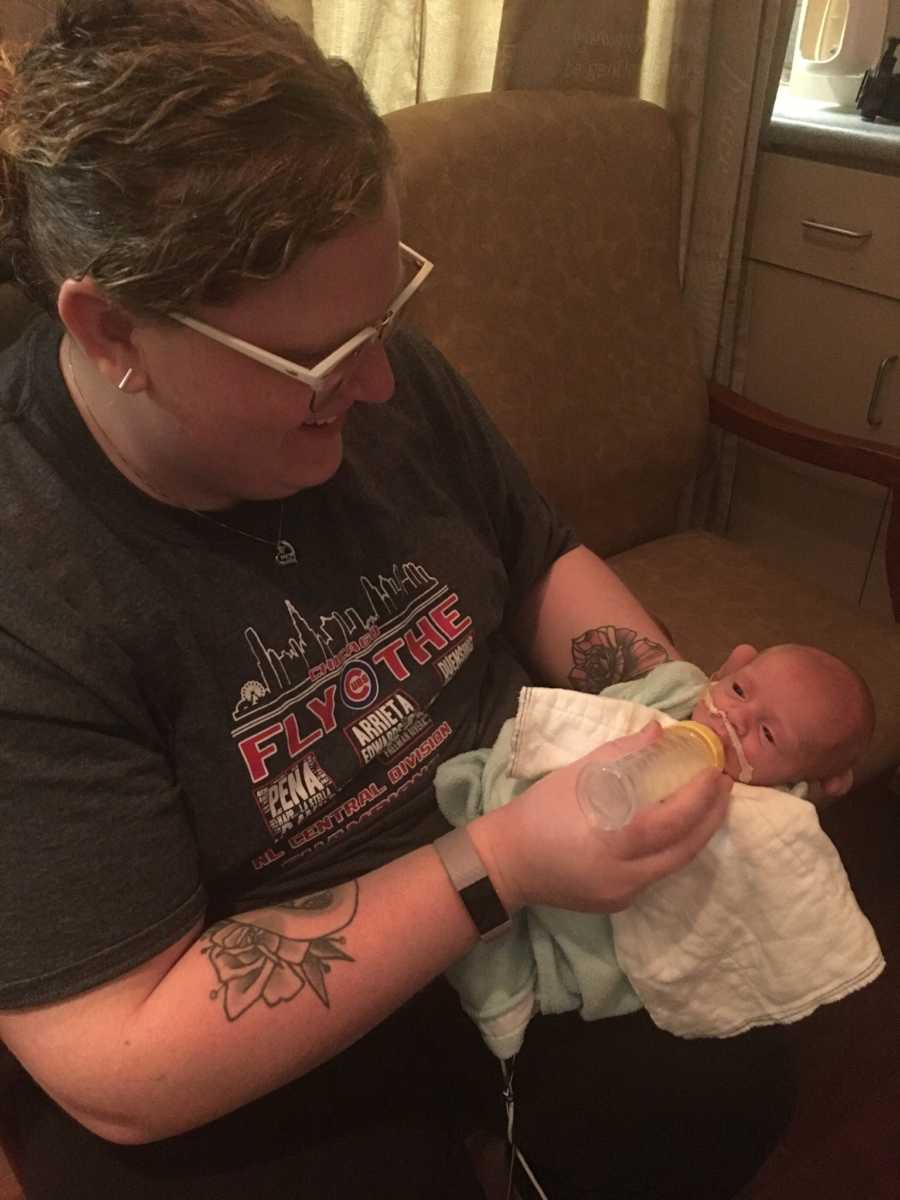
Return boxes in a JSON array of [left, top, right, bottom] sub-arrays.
[[0, 3, 789, 1197]]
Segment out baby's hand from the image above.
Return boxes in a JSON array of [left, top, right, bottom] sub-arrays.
[[806, 769, 855, 806]]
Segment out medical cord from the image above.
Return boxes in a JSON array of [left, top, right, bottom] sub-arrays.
[[501, 1056, 551, 1200]]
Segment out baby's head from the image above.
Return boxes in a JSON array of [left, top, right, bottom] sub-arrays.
[[691, 643, 875, 796]]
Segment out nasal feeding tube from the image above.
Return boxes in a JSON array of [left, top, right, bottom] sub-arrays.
[[576, 721, 726, 830], [702, 685, 754, 783]]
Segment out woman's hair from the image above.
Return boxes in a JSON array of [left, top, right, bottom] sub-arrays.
[[0, 0, 394, 315]]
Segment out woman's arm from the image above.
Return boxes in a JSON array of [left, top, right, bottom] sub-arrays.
[[511, 544, 682, 689], [0, 727, 728, 1146], [0, 843, 475, 1145]]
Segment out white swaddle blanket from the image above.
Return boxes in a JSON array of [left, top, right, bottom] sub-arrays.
[[510, 687, 885, 1039]]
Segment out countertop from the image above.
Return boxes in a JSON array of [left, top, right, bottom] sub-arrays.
[[767, 91, 900, 174]]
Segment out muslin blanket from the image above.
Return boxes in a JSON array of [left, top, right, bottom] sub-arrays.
[[437, 687, 885, 1056]]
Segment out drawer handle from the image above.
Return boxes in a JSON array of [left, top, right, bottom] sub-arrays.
[[801, 219, 873, 242], [866, 354, 897, 428]]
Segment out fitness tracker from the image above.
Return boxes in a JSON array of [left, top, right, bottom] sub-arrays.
[[433, 826, 512, 942]]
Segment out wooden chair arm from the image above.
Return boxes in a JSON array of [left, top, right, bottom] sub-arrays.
[[708, 382, 900, 488], [708, 382, 899, 621]]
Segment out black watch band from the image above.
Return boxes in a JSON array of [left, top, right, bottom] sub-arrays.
[[433, 827, 512, 942]]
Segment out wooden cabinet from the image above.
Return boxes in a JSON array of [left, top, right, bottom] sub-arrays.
[[749, 154, 900, 301], [728, 152, 900, 620]]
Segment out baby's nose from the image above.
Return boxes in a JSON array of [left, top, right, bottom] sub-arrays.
[[719, 690, 747, 733], [728, 709, 749, 736]]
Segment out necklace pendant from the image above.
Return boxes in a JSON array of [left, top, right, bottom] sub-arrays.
[[275, 539, 298, 567]]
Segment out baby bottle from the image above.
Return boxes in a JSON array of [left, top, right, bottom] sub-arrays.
[[576, 721, 725, 830]]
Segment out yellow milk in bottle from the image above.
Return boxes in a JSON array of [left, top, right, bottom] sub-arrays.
[[576, 722, 725, 830]]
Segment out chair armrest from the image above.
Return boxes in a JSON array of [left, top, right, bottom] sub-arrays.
[[708, 382, 900, 487], [708, 382, 899, 620]]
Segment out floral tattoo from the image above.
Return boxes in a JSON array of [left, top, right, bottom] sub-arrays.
[[568, 626, 670, 692], [203, 882, 359, 1021]]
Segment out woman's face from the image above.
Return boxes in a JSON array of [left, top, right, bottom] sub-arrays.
[[130, 183, 403, 504]]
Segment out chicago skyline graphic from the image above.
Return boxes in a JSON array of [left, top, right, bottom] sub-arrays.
[[232, 560, 439, 722]]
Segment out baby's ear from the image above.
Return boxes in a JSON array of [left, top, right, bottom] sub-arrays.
[[711, 643, 758, 681]]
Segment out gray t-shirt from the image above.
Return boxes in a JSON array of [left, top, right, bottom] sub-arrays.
[[0, 316, 577, 1008]]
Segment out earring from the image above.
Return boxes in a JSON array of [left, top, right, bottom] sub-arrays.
[[117, 368, 134, 391]]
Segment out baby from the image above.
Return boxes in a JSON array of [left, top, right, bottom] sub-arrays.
[[631, 641, 875, 797], [436, 640, 878, 1057]]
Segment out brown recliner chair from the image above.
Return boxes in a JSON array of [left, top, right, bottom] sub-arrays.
[[385, 89, 900, 785]]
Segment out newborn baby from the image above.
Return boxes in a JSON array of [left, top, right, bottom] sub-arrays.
[[690, 642, 875, 796], [436, 640, 880, 1056]]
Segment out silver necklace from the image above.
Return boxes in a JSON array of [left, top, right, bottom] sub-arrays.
[[66, 341, 298, 567]]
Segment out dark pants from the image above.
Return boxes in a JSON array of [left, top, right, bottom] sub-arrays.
[[15, 979, 794, 1198]]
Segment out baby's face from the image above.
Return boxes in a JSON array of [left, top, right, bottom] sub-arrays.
[[691, 649, 828, 786]]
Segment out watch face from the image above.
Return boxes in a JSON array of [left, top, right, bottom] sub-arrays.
[[460, 875, 512, 940]]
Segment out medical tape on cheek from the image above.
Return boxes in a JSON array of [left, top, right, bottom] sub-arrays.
[[703, 686, 754, 783]]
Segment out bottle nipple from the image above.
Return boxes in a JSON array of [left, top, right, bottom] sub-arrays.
[[576, 720, 725, 831], [671, 720, 726, 770]]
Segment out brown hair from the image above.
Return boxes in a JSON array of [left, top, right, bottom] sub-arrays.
[[0, 0, 394, 315]]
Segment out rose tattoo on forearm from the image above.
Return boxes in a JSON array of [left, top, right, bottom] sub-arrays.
[[568, 626, 670, 692]]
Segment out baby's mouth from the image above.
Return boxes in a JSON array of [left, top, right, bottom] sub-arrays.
[[702, 687, 754, 784]]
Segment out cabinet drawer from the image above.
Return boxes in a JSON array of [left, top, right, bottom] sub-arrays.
[[749, 153, 900, 301], [743, 261, 900, 445]]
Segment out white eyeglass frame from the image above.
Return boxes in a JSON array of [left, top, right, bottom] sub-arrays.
[[170, 243, 433, 403]]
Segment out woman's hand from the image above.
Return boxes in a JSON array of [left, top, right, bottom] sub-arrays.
[[467, 722, 732, 915]]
